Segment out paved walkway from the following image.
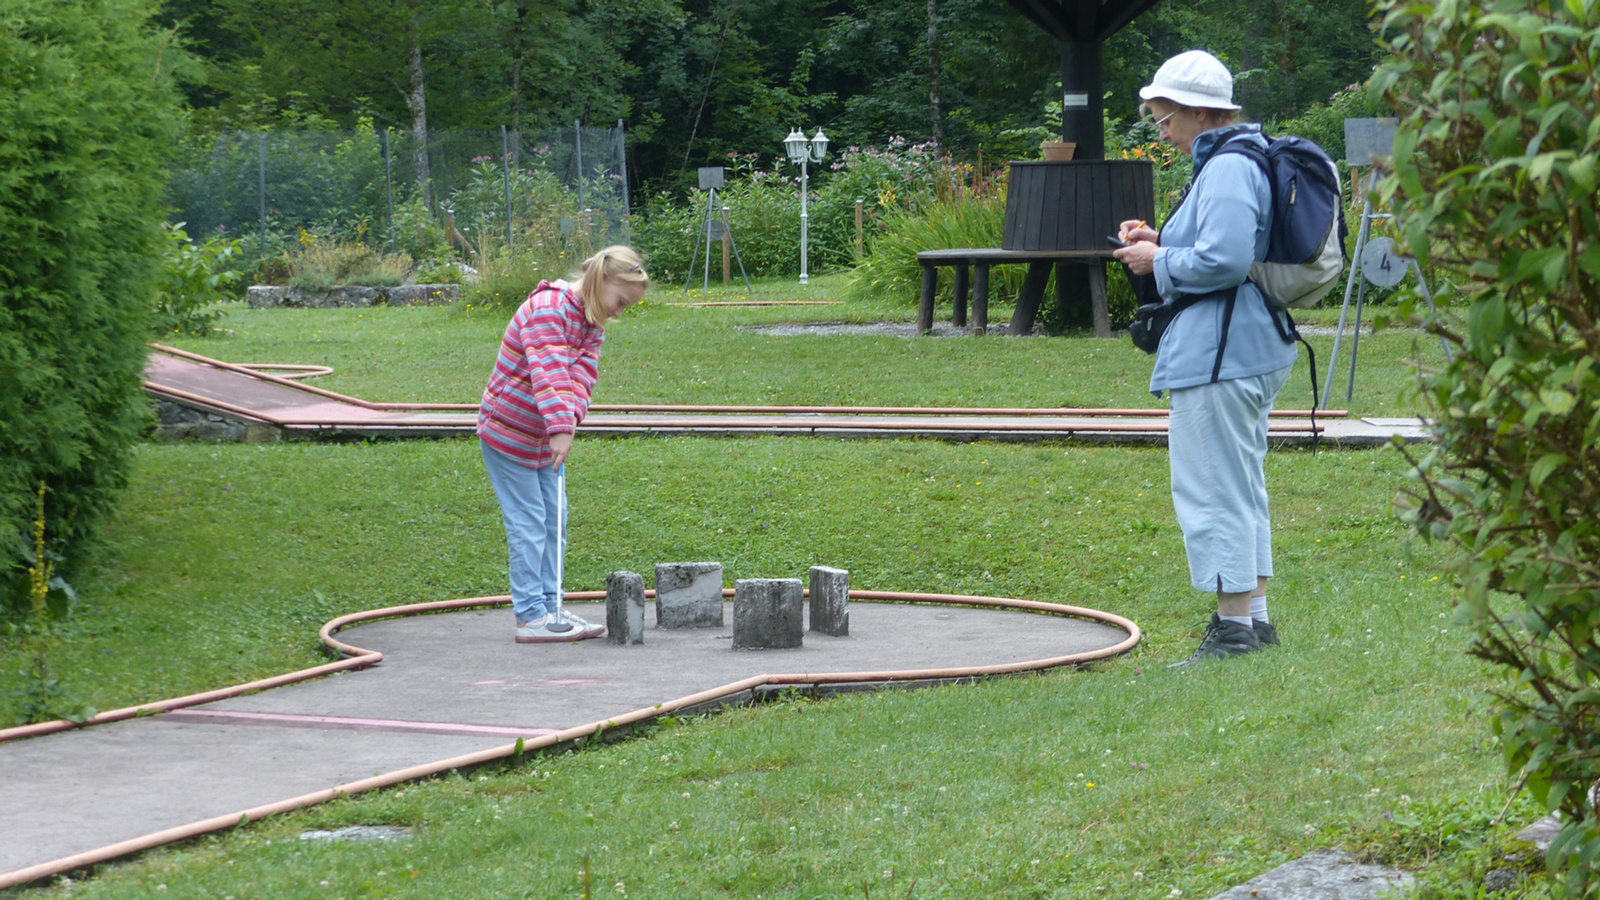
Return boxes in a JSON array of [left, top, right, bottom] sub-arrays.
[[0, 596, 1134, 886], [143, 345, 1435, 446]]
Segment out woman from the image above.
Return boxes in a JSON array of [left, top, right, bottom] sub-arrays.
[[1112, 50, 1298, 667]]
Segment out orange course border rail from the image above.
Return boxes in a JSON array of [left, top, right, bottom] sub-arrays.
[[0, 590, 1139, 889]]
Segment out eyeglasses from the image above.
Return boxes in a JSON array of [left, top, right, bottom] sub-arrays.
[[1151, 108, 1179, 130]]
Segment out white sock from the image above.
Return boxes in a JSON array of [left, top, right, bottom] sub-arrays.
[[1219, 614, 1254, 628], [1251, 596, 1269, 623]]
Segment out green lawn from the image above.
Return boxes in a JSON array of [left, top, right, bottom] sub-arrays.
[[162, 274, 1446, 416], [3, 278, 1532, 899]]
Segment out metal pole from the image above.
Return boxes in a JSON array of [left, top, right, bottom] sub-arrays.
[[1323, 171, 1374, 409], [258, 132, 267, 261], [703, 188, 715, 293], [573, 120, 585, 211], [382, 129, 395, 252], [616, 120, 631, 239], [799, 155, 809, 285], [501, 125, 514, 249]]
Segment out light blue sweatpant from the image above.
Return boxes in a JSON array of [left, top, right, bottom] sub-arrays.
[[1167, 366, 1291, 594], [481, 440, 566, 623]]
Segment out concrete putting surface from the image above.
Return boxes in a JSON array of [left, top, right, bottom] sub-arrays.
[[0, 598, 1130, 882]]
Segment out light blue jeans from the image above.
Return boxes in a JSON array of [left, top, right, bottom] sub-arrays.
[[1168, 366, 1291, 594], [481, 440, 566, 623]]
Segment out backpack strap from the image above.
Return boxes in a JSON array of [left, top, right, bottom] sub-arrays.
[[1263, 299, 1321, 454]]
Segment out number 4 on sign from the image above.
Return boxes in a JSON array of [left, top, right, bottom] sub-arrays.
[[1360, 237, 1409, 288]]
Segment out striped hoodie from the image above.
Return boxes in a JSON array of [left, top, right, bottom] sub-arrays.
[[477, 280, 604, 467]]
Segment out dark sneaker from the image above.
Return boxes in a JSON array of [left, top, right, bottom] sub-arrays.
[[1254, 619, 1280, 646], [515, 615, 579, 644], [1165, 614, 1262, 669]]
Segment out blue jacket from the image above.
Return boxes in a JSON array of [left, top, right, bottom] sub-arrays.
[[1149, 124, 1298, 395]]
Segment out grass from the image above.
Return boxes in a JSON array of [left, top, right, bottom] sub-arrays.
[[2, 275, 1534, 899], [163, 273, 1448, 416]]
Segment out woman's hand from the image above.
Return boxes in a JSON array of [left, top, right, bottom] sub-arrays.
[[1113, 240, 1159, 276], [549, 432, 574, 468], [1117, 219, 1159, 244]]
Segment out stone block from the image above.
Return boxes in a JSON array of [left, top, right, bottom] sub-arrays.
[[808, 566, 849, 636], [1208, 850, 1414, 900], [732, 579, 803, 650], [606, 571, 646, 645], [386, 284, 461, 306], [654, 562, 724, 628]]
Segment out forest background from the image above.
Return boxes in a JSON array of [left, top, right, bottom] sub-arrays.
[[159, 0, 1385, 266], [164, 0, 1382, 185]]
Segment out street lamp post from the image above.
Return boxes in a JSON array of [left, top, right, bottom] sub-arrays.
[[782, 127, 828, 284]]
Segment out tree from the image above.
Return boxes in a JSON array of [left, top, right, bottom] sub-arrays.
[[1377, 0, 1600, 892], [0, 0, 182, 616]]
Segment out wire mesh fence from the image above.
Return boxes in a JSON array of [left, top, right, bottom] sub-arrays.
[[168, 122, 630, 263]]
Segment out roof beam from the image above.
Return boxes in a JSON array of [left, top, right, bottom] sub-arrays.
[[1001, 0, 1075, 42], [1094, 0, 1164, 41]]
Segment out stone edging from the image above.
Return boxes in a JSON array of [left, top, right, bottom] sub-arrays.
[[246, 284, 460, 308]]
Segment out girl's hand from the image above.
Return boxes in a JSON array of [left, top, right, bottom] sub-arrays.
[[549, 432, 574, 468], [1113, 241, 1159, 276]]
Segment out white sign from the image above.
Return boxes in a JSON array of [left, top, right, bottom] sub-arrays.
[[1063, 92, 1089, 109]]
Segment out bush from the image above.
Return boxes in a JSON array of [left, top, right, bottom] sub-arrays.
[[1377, 0, 1600, 893], [287, 234, 412, 290], [152, 223, 243, 336], [0, 0, 181, 618]]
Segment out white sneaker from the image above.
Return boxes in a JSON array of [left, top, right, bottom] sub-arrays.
[[514, 615, 579, 644], [553, 607, 606, 640]]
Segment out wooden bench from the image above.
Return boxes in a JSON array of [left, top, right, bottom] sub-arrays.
[[915, 248, 1117, 337]]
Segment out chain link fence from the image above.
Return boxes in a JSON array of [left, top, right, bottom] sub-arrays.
[[168, 122, 630, 263]]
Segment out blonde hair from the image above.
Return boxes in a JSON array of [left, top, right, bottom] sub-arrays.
[[571, 245, 651, 326]]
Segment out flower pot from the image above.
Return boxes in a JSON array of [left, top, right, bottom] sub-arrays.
[[1041, 141, 1077, 161]]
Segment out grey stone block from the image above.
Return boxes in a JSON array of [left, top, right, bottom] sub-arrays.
[[1517, 815, 1562, 850], [386, 284, 461, 306], [808, 566, 849, 636], [246, 285, 288, 308], [732, 579, 803, 650], [244, 284, 460, 309], [1208, 850, 1414, 900], [654, 562, 724, 628], [606, 571, 646, 645]]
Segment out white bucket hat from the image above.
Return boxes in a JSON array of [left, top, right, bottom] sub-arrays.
[[1139, 50, 1240, 111]]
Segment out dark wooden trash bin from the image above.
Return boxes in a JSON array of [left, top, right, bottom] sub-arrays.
[[1003, 160, 1155, 251]]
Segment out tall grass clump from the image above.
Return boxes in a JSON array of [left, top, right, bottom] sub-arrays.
[[0, 0, 181, 619]]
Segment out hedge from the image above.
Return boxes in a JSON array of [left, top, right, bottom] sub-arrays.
[[0, 0, 181, 617]]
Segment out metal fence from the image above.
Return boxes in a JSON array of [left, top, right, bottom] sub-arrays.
[[168, 122, 631, 259]]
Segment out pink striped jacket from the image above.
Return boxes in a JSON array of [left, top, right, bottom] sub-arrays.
[[477, 280, 604, 467]]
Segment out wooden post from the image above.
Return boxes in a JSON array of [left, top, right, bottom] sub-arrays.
[[973, 262, 990, 336], [854, 199, 864, 260], [953, 263, 970, 328], [918, 265, 938, 335]]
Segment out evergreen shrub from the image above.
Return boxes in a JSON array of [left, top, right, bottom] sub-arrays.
[[1377, 0, 1600, 892], [0, 0, 180, 617]]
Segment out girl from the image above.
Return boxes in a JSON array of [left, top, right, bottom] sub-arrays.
[[478, 246, 650, 643]]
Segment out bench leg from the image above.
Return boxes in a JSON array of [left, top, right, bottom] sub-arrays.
[[953, 263, 969, 328], [918, 265, 937, 335], [973, 262, 990, 336], [1089, 259, 1111, 338], [1009, 262, 1050, 336]]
